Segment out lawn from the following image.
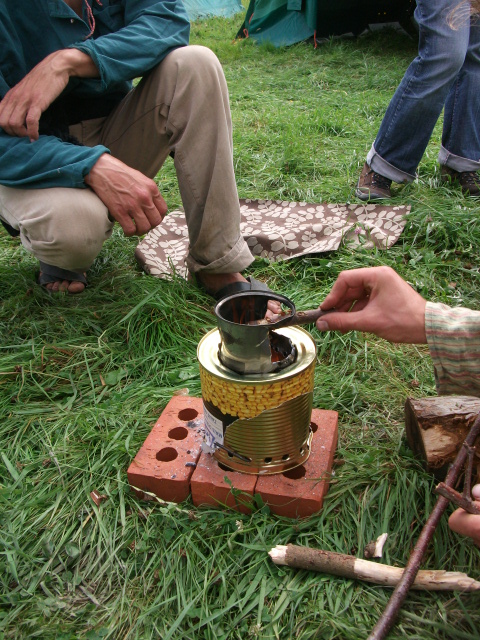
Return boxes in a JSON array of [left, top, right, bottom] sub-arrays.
[[1, 8, 479, 640]]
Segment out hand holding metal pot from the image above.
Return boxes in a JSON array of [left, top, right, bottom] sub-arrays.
[[214, 291, 330, 374], [315, 266, 427, 344]]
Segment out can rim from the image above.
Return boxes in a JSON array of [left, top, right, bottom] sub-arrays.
[[197, 326, 316, 383]]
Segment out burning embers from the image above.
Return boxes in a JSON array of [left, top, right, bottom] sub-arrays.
[[269, 331, 297, 366]]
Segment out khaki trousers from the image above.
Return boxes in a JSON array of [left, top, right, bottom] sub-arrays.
[[0, 45, 253, 274]]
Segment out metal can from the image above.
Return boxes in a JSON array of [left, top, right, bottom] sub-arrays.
[[197, 326, 316, 474]]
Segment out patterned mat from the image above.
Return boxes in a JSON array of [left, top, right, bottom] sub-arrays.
[[135, 199, 410, 278]]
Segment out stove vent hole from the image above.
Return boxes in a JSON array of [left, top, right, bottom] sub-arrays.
[[168, 427, 188, 440]]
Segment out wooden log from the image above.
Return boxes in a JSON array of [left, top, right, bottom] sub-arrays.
[[404, 396, 480, 480], [268, 545, 480, 592]]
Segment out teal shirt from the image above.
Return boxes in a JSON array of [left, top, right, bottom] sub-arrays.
[[0, 0, 190, 189]]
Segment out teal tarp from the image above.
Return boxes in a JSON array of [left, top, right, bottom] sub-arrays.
[[182, 0, 244, 21], [238, 0, 416, 46]]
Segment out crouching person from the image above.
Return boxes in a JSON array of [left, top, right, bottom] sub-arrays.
[[0, 1, 258, 297]]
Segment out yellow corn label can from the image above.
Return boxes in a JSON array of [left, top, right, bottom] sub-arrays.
[[197, 327, 316, 474]]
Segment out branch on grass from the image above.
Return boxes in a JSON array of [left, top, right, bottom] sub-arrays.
[[268, 545, 480, 591]]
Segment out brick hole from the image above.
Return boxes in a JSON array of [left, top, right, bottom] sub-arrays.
[[264, 457, 272, 464], [283, 465, 306, 480], [178, 408, 198, 421], [168, 426, 188, 440], [156, 447, 178, 462], [218, 462, 234, 472], [310, 421, 318, 433]]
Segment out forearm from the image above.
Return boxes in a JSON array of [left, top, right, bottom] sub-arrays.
[[72, 2, 190, 87], [426, 302, 480, 396], [0, 49, 100, 141], [51, 48, 99, 80]]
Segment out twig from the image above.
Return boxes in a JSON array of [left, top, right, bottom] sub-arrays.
[[364, 533, 389, 559], [435, 482, 480, 515], [368, 410, 480, 640], [462, 443, 476, 501], [268, 545, 480, 591]]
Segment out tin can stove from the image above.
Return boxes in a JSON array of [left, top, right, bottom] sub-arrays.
[[127, 292, 338, 518]]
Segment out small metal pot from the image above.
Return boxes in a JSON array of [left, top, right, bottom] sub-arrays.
[[214, 291, 297, 374]]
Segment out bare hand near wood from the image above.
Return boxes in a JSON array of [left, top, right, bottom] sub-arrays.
[[449, 484, 480, 545], [0, 49, 98, 141], [85, 154, 168, 236], [316, 266, 427, 343]]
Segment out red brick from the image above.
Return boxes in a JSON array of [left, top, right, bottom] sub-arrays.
[[128, 399, 338, 518], [254, 409, 338, 518], [190, 452, 257, 514], [127, 396, 204, 503]]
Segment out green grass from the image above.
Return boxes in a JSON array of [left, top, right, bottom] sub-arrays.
[[1, 11, 480, 640]]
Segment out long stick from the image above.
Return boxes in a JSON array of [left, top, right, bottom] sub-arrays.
[[268, 545, 480, 591], [368, 411, 480, 640]]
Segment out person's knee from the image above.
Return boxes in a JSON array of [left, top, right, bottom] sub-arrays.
[[166, 45, 224, 86], [48, 224, 106, 270], [445, 48, 469, 75], [26, 193, 112, 270], [184, 44, 221, 68], [418, 47, 466, 85], [417, 19, 469, 78]]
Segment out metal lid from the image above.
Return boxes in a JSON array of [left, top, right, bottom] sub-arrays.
[[197, 326, 316, 383]]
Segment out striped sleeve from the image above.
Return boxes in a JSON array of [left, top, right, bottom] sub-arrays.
[[425, 301, 480, 397]]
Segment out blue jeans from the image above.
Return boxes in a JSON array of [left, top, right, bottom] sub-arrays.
[[367, 0, 480, 183]]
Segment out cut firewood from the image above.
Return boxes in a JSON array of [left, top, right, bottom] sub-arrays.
[[405, 396, 480, 479], [268, 545, 480, 592]]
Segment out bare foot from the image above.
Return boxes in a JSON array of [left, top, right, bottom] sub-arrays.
[[265, 299, 282, 317], [195, 272, 282, 316], [40, 273, 86, 294]]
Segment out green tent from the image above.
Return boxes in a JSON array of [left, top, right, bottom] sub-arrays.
[[238, 0, 416, 46]]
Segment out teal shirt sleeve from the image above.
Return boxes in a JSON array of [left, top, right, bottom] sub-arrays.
[[0, 131, 109, 189], [0, 75, 9, 100], [0, 1, 190, 189], [71, 0, 190, 89], [0, 62, 109, 188]]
